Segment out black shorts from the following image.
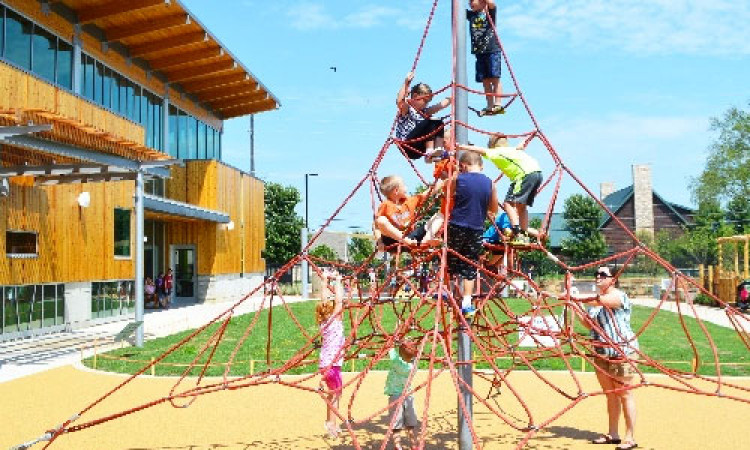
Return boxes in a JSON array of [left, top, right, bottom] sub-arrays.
[[505, 171, 542, 207], [399, 119, 445, 159], [447, 223, 483, 280], [381, 224, 427, 248]]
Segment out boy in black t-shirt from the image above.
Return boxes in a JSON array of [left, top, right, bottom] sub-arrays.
[[467, 0, 503, 116]]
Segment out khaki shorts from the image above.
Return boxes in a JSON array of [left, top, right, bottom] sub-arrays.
[[594, 356, 638, 378], [387, 394, 419, 430]]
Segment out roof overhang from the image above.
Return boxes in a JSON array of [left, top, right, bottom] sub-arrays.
[[52, 0, 280, 119], [144, 194, 230, 223]]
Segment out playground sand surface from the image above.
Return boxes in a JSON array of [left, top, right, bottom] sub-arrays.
[[1, 365, 749, 450]]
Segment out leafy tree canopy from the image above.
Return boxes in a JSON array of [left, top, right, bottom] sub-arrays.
[[263, 182, 304, 266], [560, 194, 608, 264]]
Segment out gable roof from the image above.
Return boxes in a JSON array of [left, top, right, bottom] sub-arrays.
[[599, 185, 694, 228]]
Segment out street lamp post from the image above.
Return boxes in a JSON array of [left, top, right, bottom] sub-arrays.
[[301, 173, 318, 299]]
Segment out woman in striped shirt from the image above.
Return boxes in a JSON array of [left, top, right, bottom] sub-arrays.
[[573, 266, 639, 450]]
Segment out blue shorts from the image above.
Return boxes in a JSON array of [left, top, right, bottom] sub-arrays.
[[475, 51, 502, 83]]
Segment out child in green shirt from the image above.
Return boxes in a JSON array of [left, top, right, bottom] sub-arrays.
[[384, 340, 419, 449]]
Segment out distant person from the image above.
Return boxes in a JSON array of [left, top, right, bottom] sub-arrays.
[[316, 269, 346, 439], [384, 339, 420, 450], [468, 0, 503, 116], [164, 268, 173, 308], [447, 151, 498, 318], [395, 72, 451, 160], [155, 272, 166, 308], [570, 267, 640, 450], [144, 277, 157, 308], [458, 134, 542, 245]]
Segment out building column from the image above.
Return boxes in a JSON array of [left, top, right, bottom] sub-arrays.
[[134, 171, 145, 346], [162, 93, 170, 157], [72, 25, 83, 95]]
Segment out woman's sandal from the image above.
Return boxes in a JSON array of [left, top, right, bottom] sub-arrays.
[[591, 434, 621, 444], [615, 443, 638, 450]]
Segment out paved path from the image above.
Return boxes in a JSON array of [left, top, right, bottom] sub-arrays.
[[630, 296, 740, 329], [0, 295, 308, 383]]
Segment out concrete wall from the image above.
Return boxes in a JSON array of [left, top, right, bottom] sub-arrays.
[[196, 273, 264, 304]]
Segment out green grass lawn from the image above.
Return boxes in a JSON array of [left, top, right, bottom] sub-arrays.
[[83, 297, 750, 377]]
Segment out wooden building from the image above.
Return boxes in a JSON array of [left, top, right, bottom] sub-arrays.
[[533, 164, 694, 256], [0, 0, 278, 340]]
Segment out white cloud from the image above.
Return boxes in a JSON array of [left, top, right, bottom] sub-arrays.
[[503, 0, 750, 55], [289, 2, 424, 31]]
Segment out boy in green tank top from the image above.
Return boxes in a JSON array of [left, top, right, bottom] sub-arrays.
[[458, 135, 543, 245]]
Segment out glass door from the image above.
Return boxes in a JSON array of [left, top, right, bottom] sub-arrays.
[[171, 245, 196, 302]]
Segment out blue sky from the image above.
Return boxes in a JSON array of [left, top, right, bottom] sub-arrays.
[[183, 0, 749, 232]]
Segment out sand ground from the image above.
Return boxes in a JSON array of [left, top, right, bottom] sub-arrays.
[[2, 365, 749, 450]]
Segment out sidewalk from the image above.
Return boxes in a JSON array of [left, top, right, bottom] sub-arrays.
[[631, 296, 738, 329], [0, 295, 307, 383]]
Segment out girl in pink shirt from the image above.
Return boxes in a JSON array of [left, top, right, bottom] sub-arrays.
[[316, 269, 345, 438]]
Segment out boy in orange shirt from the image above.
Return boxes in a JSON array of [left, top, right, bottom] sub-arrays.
[[374, 175, 443, 249]]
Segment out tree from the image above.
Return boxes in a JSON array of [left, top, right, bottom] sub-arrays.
[[348, 236, 375, 264], [263, 182, 304, 266], [691, 102, 750, 208], [655, 200, 733, 267], [520, 217, 561, 277], [560, 194, 608, 265], [310, 244, 338, 263]]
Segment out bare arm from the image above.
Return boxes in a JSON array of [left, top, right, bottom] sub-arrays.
[[487, 185, 499, 219], [424, 97, 452, 116], [396, 72, 414, 116], [570, 290, 623, 309], [456, 143, 488, 156]]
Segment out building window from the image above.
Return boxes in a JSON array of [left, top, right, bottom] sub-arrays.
[[1, 284, 64, 335], [5, 9, 32, 69], [114, 208, 131, 257], [6, 231, 37, 257], [56, 38, 72, 89], [0, 6, 5, 59], [31, 25, 56, 82], [168, 105, 178, 157], [91, 280, 134, 319]]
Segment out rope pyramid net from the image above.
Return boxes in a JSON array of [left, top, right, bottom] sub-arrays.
[[27, 1, 750, 449]]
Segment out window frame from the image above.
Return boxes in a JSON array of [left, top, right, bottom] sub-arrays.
[[6, 230, 38, 258], [113, 207, 132, 259]]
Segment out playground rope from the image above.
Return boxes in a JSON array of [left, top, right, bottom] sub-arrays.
[[22, 1, 750, 449]]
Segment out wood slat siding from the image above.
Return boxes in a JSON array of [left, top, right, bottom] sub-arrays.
[[0, 180, 134, 285], [165, 161, 265, 276], [3, 0, 224, 130], [602, 195, 688, 255], [0, 61, 146, 146]]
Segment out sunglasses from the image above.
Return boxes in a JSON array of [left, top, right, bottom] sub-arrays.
[[595, 272, 612, 278]]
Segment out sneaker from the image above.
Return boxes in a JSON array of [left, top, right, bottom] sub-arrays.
[[461, 306, 477, 319], [325, 421, 339, 439], [511, 234, 531, 246], [478, 107, 491, 117], [490, 104, 506, 115]]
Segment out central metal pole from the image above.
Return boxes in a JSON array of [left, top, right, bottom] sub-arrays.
[[134, 170, 145, 347], [453, 0, 473, 448]]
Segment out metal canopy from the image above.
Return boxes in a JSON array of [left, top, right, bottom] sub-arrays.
[[0, 125, 53, 139], [143, 194, 230, 223], [0, 134, 172, 178]]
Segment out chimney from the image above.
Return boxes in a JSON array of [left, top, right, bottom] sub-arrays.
[[600, 182, 616, 200], [632, 164, 654, 235]]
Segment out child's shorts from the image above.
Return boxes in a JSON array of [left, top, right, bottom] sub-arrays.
[[381, 224, 427, 248], [447, 223, 483, 280], [592, 356, 638, 378], [400, 119, 445, 159], [388, 394, 419, 430], [475, 51, 502, 82], [505, 171, 543, 207], [322, 366, 342, 391]]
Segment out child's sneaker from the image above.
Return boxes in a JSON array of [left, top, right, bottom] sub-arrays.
[[325, 421, 339, 439], [461, 306, 477, 319], [511, 233, 531, 246], [490, 104, 506, 115]]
